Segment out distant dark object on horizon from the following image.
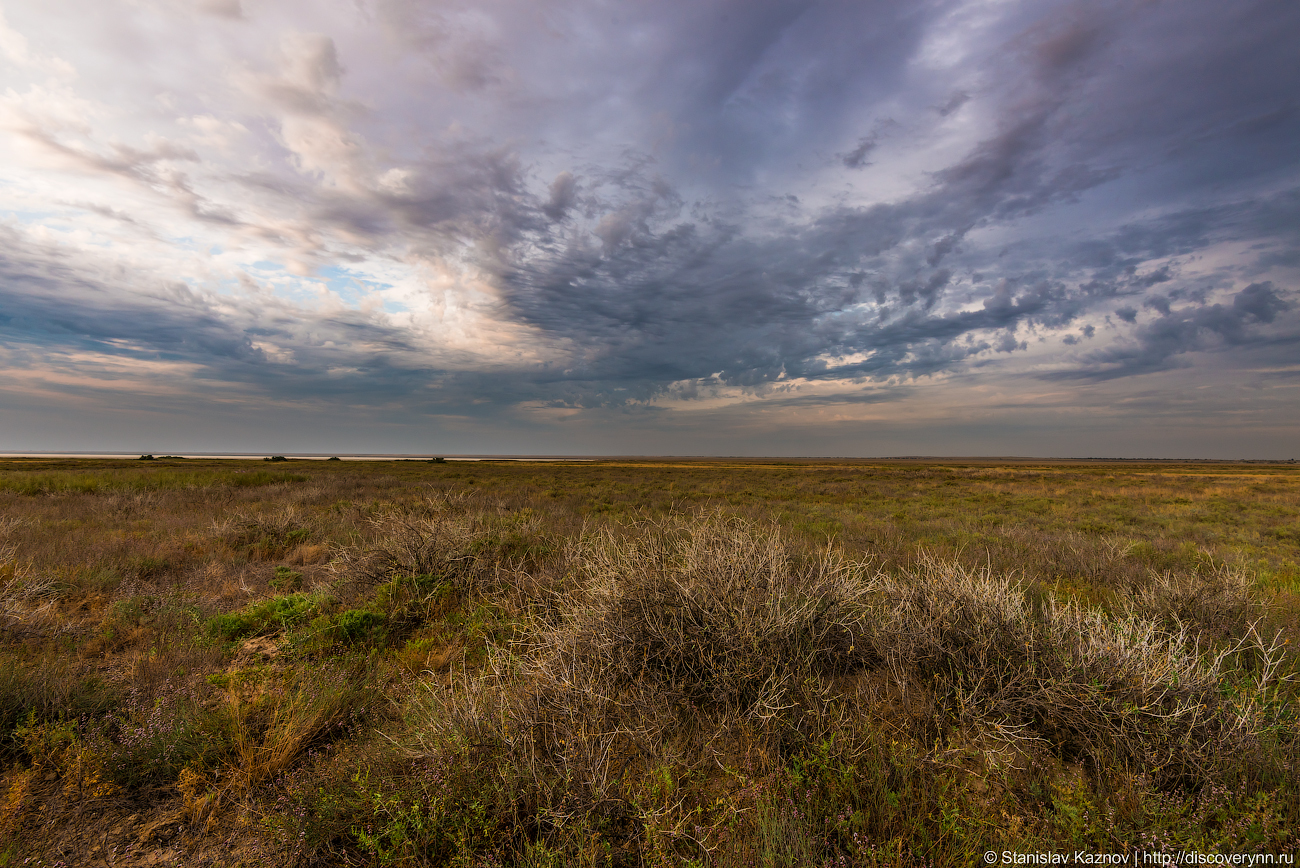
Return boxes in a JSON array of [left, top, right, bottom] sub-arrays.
[[327, 456, 341, 461], [429, 457, 446, 464], [264, 455, 289, 462], [138, 454, 154, 460]]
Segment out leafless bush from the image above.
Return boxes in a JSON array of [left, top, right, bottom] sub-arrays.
[[867, 554, 1289, 784], [333, 511, 483, 587], [1129, 564, 1261, 640], [332, 494, 546, 595], [95, 492, 160, 519], [214, 505, 318, 561], [410, 647, 676, 836], [405, 514, 877, 836], [544, 514, 877, 717]]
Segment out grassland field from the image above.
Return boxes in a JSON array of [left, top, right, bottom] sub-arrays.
[[0, 457, 1297, 866]]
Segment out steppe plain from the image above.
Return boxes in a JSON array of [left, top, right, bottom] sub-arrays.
[[0, 456, 1297, 866]]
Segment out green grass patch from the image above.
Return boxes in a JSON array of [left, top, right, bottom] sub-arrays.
[[208, 592, 328, 641], [0, 468, 306, 495]]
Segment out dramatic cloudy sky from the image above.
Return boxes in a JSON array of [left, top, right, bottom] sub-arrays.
[[1, 0, 1297, 457]]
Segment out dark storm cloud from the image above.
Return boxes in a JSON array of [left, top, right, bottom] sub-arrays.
[[1051, 282, 1297, 380], [462, 0, 1300, 405], [542, 172, 578, 222], [0, 224, 632, 424], [490, 122, 1110, 396]]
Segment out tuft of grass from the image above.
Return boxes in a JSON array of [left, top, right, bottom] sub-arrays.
[[0, 552, 58, 638], [224, 663, 376, 790]]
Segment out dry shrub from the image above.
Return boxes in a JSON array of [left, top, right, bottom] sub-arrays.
[[285, 543, 329, 566], [407, 514, 879, 845], [334, 494, 535, 593], [547, 514, 876, 716], [216, 505, 316, 561], [409, 652, 665, 843], [96, 492, 161, 520], [1129, 564, 1260, 640], [396, 512, 1294, 862], [352, 513, 483, 584], [1059, 533, 1147, 590], [868, 554, 1289, 784]]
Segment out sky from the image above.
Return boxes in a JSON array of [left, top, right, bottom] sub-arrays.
[[0, 0, 1297, 458]]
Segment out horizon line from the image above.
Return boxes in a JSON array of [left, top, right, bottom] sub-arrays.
[[0, 452, 1295, 464]]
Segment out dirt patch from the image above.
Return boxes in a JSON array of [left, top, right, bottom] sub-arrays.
[[231, 635, 282, 670], [16, 799, 274, 867]]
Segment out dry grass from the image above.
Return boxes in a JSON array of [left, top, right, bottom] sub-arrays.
[[225, 664, 376, 790], [0, 547, 59, 638]]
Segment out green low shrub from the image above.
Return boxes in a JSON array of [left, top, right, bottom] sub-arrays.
[[270, 566, 303, 593], [208, 593, 324, 641], [336, 609, 385, 642]]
